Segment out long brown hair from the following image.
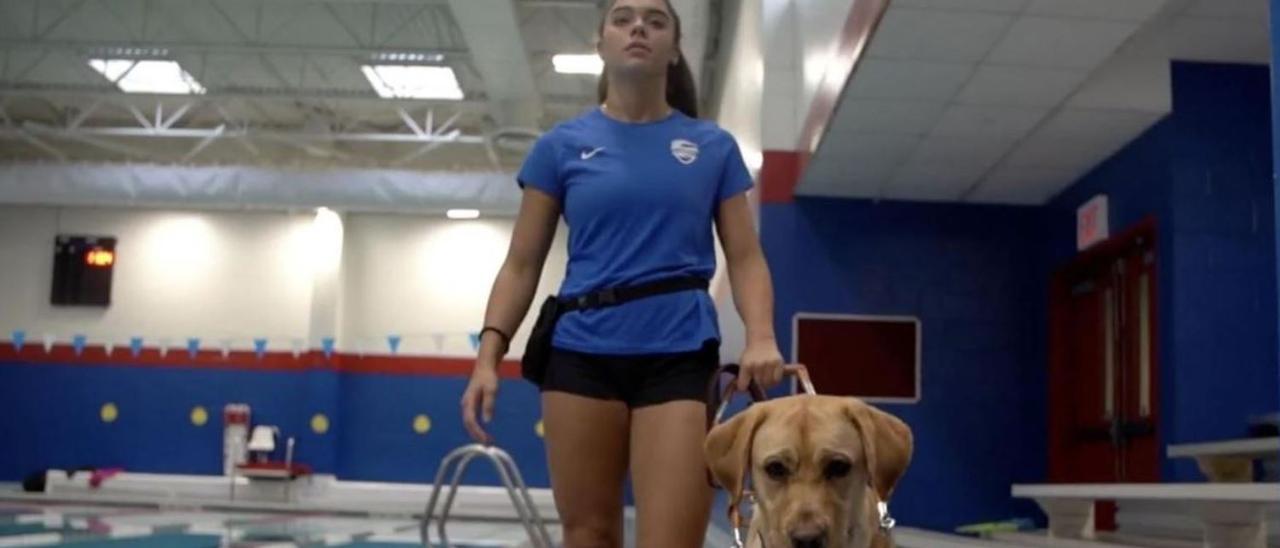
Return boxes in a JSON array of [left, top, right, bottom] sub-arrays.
[[595, 0, 699, 118]]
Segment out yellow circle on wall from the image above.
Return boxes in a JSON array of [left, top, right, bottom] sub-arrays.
[[100, 403, 118, 423], [413, 414, 432, 435], [190, 406, 208, 427], [311, 413, 330, 434], [535, 419, 544, 438]]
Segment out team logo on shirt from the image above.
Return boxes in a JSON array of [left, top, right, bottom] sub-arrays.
[[670, 139, 699, 165]]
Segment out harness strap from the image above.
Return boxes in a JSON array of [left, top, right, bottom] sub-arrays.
[[558, 275, 708, 313]]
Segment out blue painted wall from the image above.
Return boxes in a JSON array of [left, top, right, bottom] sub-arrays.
[[1047, 62, 1278, 481], [1271, 0, 1280, 434], [759, 61, 1277, 529], [0, 361, 550, 488], [761, 198, 1048, 531]]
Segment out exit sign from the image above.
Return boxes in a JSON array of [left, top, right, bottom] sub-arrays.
[[1077, 195, 1109, 251]]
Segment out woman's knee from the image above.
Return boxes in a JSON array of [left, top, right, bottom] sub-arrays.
[[561, 519, 622, 548]]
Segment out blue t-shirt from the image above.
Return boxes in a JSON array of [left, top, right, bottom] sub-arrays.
[[517, 107, 754, 355]]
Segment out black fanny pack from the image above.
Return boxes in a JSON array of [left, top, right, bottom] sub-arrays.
[[521, 275, 710, 385]]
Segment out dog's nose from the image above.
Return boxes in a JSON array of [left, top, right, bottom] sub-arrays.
[[790, 531, 826, 548]]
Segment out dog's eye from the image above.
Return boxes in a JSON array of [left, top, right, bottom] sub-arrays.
[[763, 461, 789, 481], [824, 459, 852, 480]]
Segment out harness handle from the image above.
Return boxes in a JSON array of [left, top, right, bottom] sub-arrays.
[[705, 364, 815, 434]]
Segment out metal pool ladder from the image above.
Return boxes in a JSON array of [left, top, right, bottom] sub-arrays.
[[421, 444, 554, 548]]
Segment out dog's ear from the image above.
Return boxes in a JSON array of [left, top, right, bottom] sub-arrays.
[[705, 404, 770, 508], [843, 399, 913, 501]]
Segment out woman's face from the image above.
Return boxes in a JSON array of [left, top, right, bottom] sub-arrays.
[[597, 0, 680, 79]]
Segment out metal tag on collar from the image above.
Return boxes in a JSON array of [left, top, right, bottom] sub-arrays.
[[877, 501, 896, 532]]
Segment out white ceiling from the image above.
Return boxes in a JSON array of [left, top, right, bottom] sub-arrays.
[[799, 0, 1272, 205], [0, 0, 716, 171]]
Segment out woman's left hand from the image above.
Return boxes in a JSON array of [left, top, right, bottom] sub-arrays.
[[737, 339, 785, 392]]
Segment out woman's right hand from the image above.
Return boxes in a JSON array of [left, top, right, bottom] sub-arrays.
[[460, 363, 499, 445]]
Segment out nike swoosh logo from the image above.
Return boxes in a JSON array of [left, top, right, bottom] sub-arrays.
[[581, 147, 605, 160]]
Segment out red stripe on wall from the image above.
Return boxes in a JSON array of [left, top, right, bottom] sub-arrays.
[[795, 0, 890, 155], [0, 343, 523, 378], [761, 150, 804, 204]]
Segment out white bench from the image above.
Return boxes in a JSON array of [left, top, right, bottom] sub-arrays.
[[989, 530, 1179, 547], [1167, 437, 1280, 482], [894, 527, 1129, 547], [893, 527, 1004, 547], [1012, 483, 1280, 548]]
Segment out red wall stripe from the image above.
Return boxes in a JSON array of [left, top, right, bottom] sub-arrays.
[[0, 343, 523, 378], [761, 150, 804, 204]]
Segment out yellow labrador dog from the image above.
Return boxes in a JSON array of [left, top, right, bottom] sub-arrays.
[[705, 395, 913, 548]]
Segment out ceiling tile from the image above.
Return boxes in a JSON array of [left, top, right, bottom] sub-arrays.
[[894, 0, 1030, 12], [847, 59, 975, 101], [968, 166, 1080, 204], [1066, 45, 1172, 111], [931, 105, 1050, 140], [796, 168, 881, 198], [868, 8, 1014, 63], [1025, 0, 1169, 22], [956, 65, 1089, 107], [1184, 0, 1268, 19], [1168, 15, 1271, 64], [883, 163, 988, 201], [830, 99, 947, 135], [1003, 128, 1142, 170], [987, 16, 1138, 69], [819, 132, 922, 170], [1034, 108, 1164, 142], [906, 134, 1012, 170]]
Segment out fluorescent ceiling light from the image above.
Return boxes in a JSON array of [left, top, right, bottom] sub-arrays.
[[88, 59, 206, 95], [370, 52, 445, 63], [361, 65, 464, 100], [447, 209, 480, 220], [553, 54, 603, 75]]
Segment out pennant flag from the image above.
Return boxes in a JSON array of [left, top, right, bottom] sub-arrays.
[[219, 339, 232, 360], [253, 338, 268, 360], [290, 338, 303, 358], [42, 333, 56, 354], [72, 334, 87, 357], [129, 337, 144, 358], [469, 332, 481, 351], [430, 334, 445, 352], [322, 337, 335, 360], [103, 341, 115, 357], [387, 335, 401, 355], [187, 338, 201, 360], [158, 338, 170, 358], [11, 330, 25, 353]]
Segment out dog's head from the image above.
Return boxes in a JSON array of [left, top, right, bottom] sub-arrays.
[[705, 395, 912, 548]]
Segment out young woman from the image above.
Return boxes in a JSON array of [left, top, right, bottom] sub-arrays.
[[460, 1, 784, 546]]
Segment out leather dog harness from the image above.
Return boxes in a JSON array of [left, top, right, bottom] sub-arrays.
[[705, 364, 896, 548]]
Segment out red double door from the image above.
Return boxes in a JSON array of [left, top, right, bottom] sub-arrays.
[[1048, 222, 1161, 528]]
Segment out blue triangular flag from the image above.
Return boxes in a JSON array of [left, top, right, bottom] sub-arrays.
[[253, 338, 268, 360], [387, 335, 401, 354], [322, 337, 335, 360], [11, 330, 25, 353], [72, 334, 87, 357], [129, 337, 143, 358], [469, 332, 481, 351], [187, 337, 201, 360]]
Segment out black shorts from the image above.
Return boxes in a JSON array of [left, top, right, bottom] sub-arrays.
[[540, 340, 720, 408]]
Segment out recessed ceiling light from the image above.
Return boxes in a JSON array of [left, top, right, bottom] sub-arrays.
[[553, 54, 603, 75], [361, 64, 464, 100], [88, 59, 205, 94], [446, 209, 480, 220]]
